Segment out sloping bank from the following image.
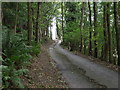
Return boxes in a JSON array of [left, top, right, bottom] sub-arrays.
[[22, 41, 68, 88]]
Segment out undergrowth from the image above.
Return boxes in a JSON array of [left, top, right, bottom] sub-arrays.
[[1, 26, 41, 88]]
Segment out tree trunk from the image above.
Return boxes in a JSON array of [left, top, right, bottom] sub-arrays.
[[61, 2, 64, 41], [27, 2, 32, 45], [114, 2, 120, 65], [93, 2, 97, 58], [56, 21, 60, 39], [80, 2, 85, 52], [35, 2, 40, 43], [31, 3, 34, 39], [107, 3, 113, 63], [14, 2, 18, 34], [46, 23, 49, 37], [103, 4, 109, 61], [88, 2, 92, 56]]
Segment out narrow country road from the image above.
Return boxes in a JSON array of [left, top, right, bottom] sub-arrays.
[[49, 42, 118, 88]]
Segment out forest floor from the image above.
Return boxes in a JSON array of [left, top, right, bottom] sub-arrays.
[[21, 41, 68, 88]]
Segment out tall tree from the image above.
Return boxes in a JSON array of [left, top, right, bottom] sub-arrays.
[[93, 2, 97, 58], [114, 2, 120, 65], [61, 2, 64, 41], [103, 4, 109, 61], [31, 2, 35, 38], [79, 2, 85, 52], [106, 3, 113, 63], [35, 2, 40, 43], [14, 2, 18, 34], [27, 2, 32, 45], [88, 2, 92, 56]]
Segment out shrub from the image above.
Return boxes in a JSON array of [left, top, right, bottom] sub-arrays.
[[2, 27, 41, 88]]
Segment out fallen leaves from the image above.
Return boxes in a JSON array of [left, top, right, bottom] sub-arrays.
[[21, 41, 69, 88]]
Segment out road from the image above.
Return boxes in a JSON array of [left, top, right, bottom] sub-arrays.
[[49, 42, 118, 88]]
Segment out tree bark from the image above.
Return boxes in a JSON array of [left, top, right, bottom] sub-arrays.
[[27, 2, 32, 45], [103, 4, 109, 61], [35, 2, 40, 43], [114, 2, 120, 65], [61, 2, 64, 41], [107, 3, 113, 63], [46, 23, 49, 37], [80, 2, 85, 52], [88, 2, 92, 56], [31, 3, 34, 39], [93, 2, 98, 58], [14, 2, 18, 34]]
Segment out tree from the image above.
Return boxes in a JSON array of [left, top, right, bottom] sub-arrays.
[[93, 2, 97, 58], [14, 2, 18, 34], [114, 2, 120, 65], [106, 3, 113, 63], [61, 2, 64, 41], [64, 2, 78, 51], [79, 2, 85, 52], [88, 2, 92, 56], [27, 2, 32, 45], [31, 2, 35, 39], [103, 4, 109, 61], [35, 2, 40, 43]]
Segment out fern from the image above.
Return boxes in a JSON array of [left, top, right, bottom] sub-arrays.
[[2, 27, 41, 88]]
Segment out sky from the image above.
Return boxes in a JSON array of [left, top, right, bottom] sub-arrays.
[[51, 17, 57, 40]]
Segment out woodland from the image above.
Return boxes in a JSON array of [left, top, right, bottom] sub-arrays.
[[1, 1, 120, 88]]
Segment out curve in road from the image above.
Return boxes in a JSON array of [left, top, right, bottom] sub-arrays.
[[49, 43, 118, 88]]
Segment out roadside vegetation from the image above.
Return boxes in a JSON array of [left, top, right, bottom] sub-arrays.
[[1, 2, 58, 88], [60, 2, 120, 66], [1, 1, 119, 88]]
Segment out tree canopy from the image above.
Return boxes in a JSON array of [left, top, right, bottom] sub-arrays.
[[1, 2, 120, 88]]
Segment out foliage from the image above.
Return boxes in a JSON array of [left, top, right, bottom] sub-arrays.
[[2, 2, 59, 88], [2, 2, 119, 88], [64, 22, 80, 42], [60, 2, 119, 64], [2, 26, 41, 88]]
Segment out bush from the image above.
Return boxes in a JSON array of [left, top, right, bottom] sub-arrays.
[[2, 27, 41, 88]]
